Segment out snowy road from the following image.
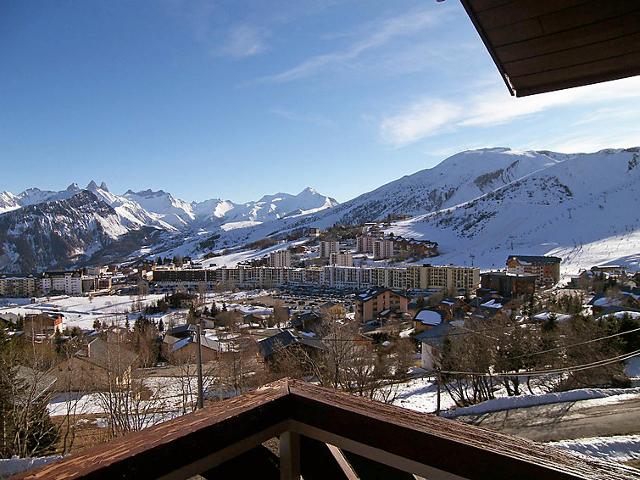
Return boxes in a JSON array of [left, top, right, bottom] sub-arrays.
[[461, 395, 640, 442]]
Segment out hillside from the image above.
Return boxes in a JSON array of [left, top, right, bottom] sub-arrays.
[[387, 148, 640, 274]]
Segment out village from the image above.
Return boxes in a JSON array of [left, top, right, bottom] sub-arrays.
[[2, 225, 640, 472]]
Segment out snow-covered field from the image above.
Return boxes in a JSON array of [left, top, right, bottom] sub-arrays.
[[0, 294, 168, 331], [391, 376, 457, 413]]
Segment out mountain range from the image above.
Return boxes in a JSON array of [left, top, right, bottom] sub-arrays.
[[1, 147, 639, 275]]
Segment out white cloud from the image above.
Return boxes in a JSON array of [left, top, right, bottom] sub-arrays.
[[256, 5, 451, 83], [379, 99, 462, 145], [219, 25, 268, 58], [380, 76, 640, 147]]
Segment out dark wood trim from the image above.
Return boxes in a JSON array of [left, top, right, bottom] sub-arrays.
[[12, 379, 640, 480], [460, 0, 515, 95]]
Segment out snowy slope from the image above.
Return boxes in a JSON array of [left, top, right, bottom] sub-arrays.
[[387, 148, 640, 274], [124, 188, 195, 229]]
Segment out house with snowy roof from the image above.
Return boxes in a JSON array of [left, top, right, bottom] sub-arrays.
[[412, 309, 443, 333]]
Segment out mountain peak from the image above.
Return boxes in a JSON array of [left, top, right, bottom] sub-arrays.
[[86, 180, 99, 190], [299, 186, 318, 196]]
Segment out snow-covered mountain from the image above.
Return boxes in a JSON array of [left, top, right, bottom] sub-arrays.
[[0, 191, 164, 273], [3, 147, 639, 275], [191, 187, 338, 228], [0, 182, 338, 273], [386, 148, 640, 274]]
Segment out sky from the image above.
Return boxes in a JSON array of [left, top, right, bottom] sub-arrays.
[[1, 0, 639, 203]]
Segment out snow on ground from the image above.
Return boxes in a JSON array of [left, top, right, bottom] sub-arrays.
[[391, 376, 457, 413], [48, 374, 229, 419], [550, 434, 640, 463], [442, 387, 640, 418], [0, 294, 167, 331]]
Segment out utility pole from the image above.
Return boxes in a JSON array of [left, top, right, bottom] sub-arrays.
[[435, 368, 441, 416], [196, 321, 204, 409]]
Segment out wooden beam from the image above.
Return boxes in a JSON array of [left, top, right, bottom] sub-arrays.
[[279, 431, 301, 480], [290, 421, 467, 480], [326, 444, 359, 480]]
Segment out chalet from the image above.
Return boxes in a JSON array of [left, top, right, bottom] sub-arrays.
[[412, 309, 443, 333], [257, 330, 298, 362], [289, 310, 322, 333], [355, 287, 410, 323], [23, 313, 65, 338], [53, 337, 137, 391], [415, 322, 453, 371], [506, 255, 561, 286]]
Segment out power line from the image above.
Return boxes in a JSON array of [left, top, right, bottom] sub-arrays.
[[439, 348, 640, 378]]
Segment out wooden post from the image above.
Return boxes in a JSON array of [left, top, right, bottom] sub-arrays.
[[196, 322, 204, 409], [435, 370, 441, 416], [279, 431, 301, 480]]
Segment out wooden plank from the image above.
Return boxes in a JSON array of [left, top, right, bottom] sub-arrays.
[[512, 50, 640, 96], [468, 0, 515, 13], [476, 0, 587, 30], [12, 381, 291, 480], [485, 0, 639, 47], [495, 11, 640, 63], [503, 31, 640, 78], [286, 380, 637, 480]]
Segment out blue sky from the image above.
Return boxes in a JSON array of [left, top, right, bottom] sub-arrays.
[[1, 0, 639, 203]]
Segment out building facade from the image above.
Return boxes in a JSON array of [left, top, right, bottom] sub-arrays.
[[373, 239, 394, 260], [269, 250, 292, 268], [153, 264, 479, 295], [329, 252, 353, 267], [319, 241, 339, 259], [506, 256, 561, 286]]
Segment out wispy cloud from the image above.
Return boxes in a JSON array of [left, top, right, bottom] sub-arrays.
[[256, 5, 451, 83], [218, 24, 268, 58], [380, 76, 640, 147]]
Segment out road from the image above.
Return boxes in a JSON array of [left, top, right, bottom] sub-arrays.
[[459, 395, 640, 442]]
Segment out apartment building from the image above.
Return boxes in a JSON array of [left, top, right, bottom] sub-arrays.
[[356, 231, 383, 253], [506, 255, 561, 286], [269, 250, 292, 268], [319, 241, 339, 259], [329, 251, 353, 267], [373, 239, 394, 260], [0, 276, 42, 297], [41, 271, 85, 295], [355, 287, 410, 323], [153, 264, 479, 294]]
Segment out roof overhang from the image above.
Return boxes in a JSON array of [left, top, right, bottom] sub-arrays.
[[13, 379, 638, 480], [461, 0, 640, 96]]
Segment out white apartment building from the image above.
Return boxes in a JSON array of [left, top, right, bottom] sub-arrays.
[[41, 271, 84, 295], [269, 250, 292, 268], [319, 241, 339, 259], [329, 252, 353, 267]]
